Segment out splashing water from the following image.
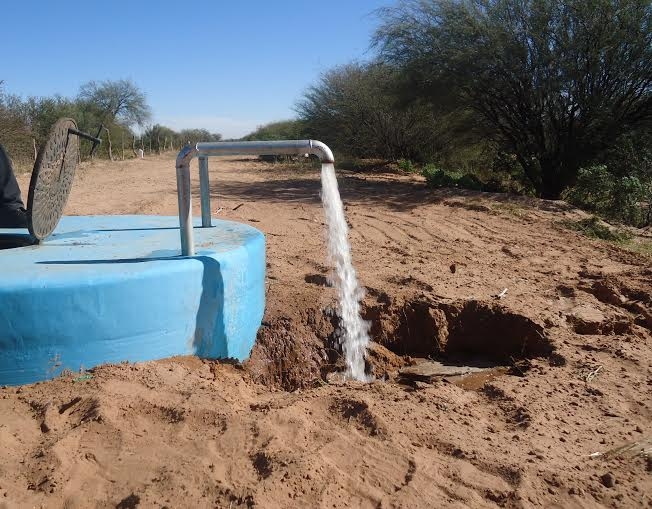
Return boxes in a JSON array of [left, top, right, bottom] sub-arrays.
[[320, 163, 370, 381]]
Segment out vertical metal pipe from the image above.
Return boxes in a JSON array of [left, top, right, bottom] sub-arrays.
[[175, 162, 195, 256], [198, 156, 212, 227]]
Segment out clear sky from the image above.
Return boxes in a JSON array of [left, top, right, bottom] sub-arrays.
[[1, 0, 392, 139]]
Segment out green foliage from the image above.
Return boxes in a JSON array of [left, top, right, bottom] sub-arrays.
[[628, 240, 652, 256], [397, 159, 416, 173], [295, 0, 651, 201], [142, 124, 177, 152], [562, 165, 613, 209], [78, 79, 151, 127], [563, 165, 651, 227], [422, 165, 454, 188], [177, 128, 222, 144], [241, 120, 306, 141], [422, 164, 485, 191], [335, 158, 386, 172], [457, 173, 484, 191], [0, 96, 33, 168], [0, 79, 220, 163], [561, 217, 632, 243], [297, 62, 443, 161], [562, 216, 651, 257], [374, 0, 652, 199], [0, 91, 89, 166]]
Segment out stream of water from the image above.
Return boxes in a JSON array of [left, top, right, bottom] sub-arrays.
[[320, 163, 370, 381]]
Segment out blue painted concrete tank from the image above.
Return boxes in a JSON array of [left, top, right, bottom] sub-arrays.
[[0, 215, 265, 386]]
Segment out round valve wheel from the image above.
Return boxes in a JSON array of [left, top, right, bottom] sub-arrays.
[[27, 118, 80, 240]]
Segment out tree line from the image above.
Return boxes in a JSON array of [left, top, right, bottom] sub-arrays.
[[3, 0, 649, 224], [256, 0, 650, 224], [0, 79, 222, 168]]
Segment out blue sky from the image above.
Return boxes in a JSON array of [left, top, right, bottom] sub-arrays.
[[1, 0, 392, 138]]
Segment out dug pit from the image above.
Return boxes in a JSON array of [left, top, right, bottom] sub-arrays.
[[365, 296, 553, 361], [246, 294, 555, 391]]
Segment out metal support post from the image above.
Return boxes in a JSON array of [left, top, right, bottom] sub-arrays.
[[198, 156, 211, 227]]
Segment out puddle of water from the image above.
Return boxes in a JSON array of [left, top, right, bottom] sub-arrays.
[[447, 366, 509, 391], [398, 359, 509, 390]]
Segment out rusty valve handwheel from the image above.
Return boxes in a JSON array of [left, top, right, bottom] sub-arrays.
[[27, 118, 101, 241]]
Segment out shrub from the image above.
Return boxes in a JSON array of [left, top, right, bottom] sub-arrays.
[[422, 164, 484, 191], [457, 173, 484, 191], [563, 165, 651, 227], [374, 0, 652, 198], [397, 159, 416, 173], [422, 164, 453, 187], [562, 217, 632, 243], [562, 165, 612, 210]]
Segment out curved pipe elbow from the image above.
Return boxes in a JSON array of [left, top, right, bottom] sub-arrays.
[[176, 143, 198, 168], [309, 140, 334, 163]]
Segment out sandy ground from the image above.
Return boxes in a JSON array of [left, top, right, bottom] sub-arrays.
[[2, 153, 651, 508]]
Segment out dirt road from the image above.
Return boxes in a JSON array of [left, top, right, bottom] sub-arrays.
[[3, 153, 650, 508]]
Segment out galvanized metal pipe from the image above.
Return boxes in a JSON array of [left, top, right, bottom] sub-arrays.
[[176, 162, 194, 256], [194, 140, 334, 163], [176, 144, 197, 256], [175, 139, 335, 256], [198, 156, 212, 227]]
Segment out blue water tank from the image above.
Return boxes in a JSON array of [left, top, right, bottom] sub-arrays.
[[0, 215, 265, 385]]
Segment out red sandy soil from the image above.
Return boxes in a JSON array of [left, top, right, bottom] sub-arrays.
[[2, 154, 651, 508]]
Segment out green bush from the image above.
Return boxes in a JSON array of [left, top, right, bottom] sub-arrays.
[[241, 120, 306, 141], [563, 165, 651, 227], [562, 165, 611, 209], [562, 217, 632, 243], [375, 0, 652, 199], [397, 159, 416, 173], [482, 177, 511, 193], [422, 164, 484, 191], [457, 173, 484, 191], [422, 164, 452, 187]]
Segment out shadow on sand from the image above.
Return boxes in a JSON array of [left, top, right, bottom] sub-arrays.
[[196, 170, 574, 214]]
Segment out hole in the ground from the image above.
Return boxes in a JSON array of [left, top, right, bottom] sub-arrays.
[[245, 295, 555, 392], [364, 297, 553, 363], [304, 274, 331, 287], [362, 296, 555, 387]]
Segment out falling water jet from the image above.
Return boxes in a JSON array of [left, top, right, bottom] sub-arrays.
[[320, 163, 371, 381]]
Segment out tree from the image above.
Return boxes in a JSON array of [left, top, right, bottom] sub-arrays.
[[241, 120, 307, 141], [20, 95, 78, 141], [143, 124, 180, 152], [78, 79, 151, 127], [297, 62, 442, 160], [0, 85, 34, 165], [374, 0, 652, 198], [178, 128, 222, 144], [0, 80, 146, 163]]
